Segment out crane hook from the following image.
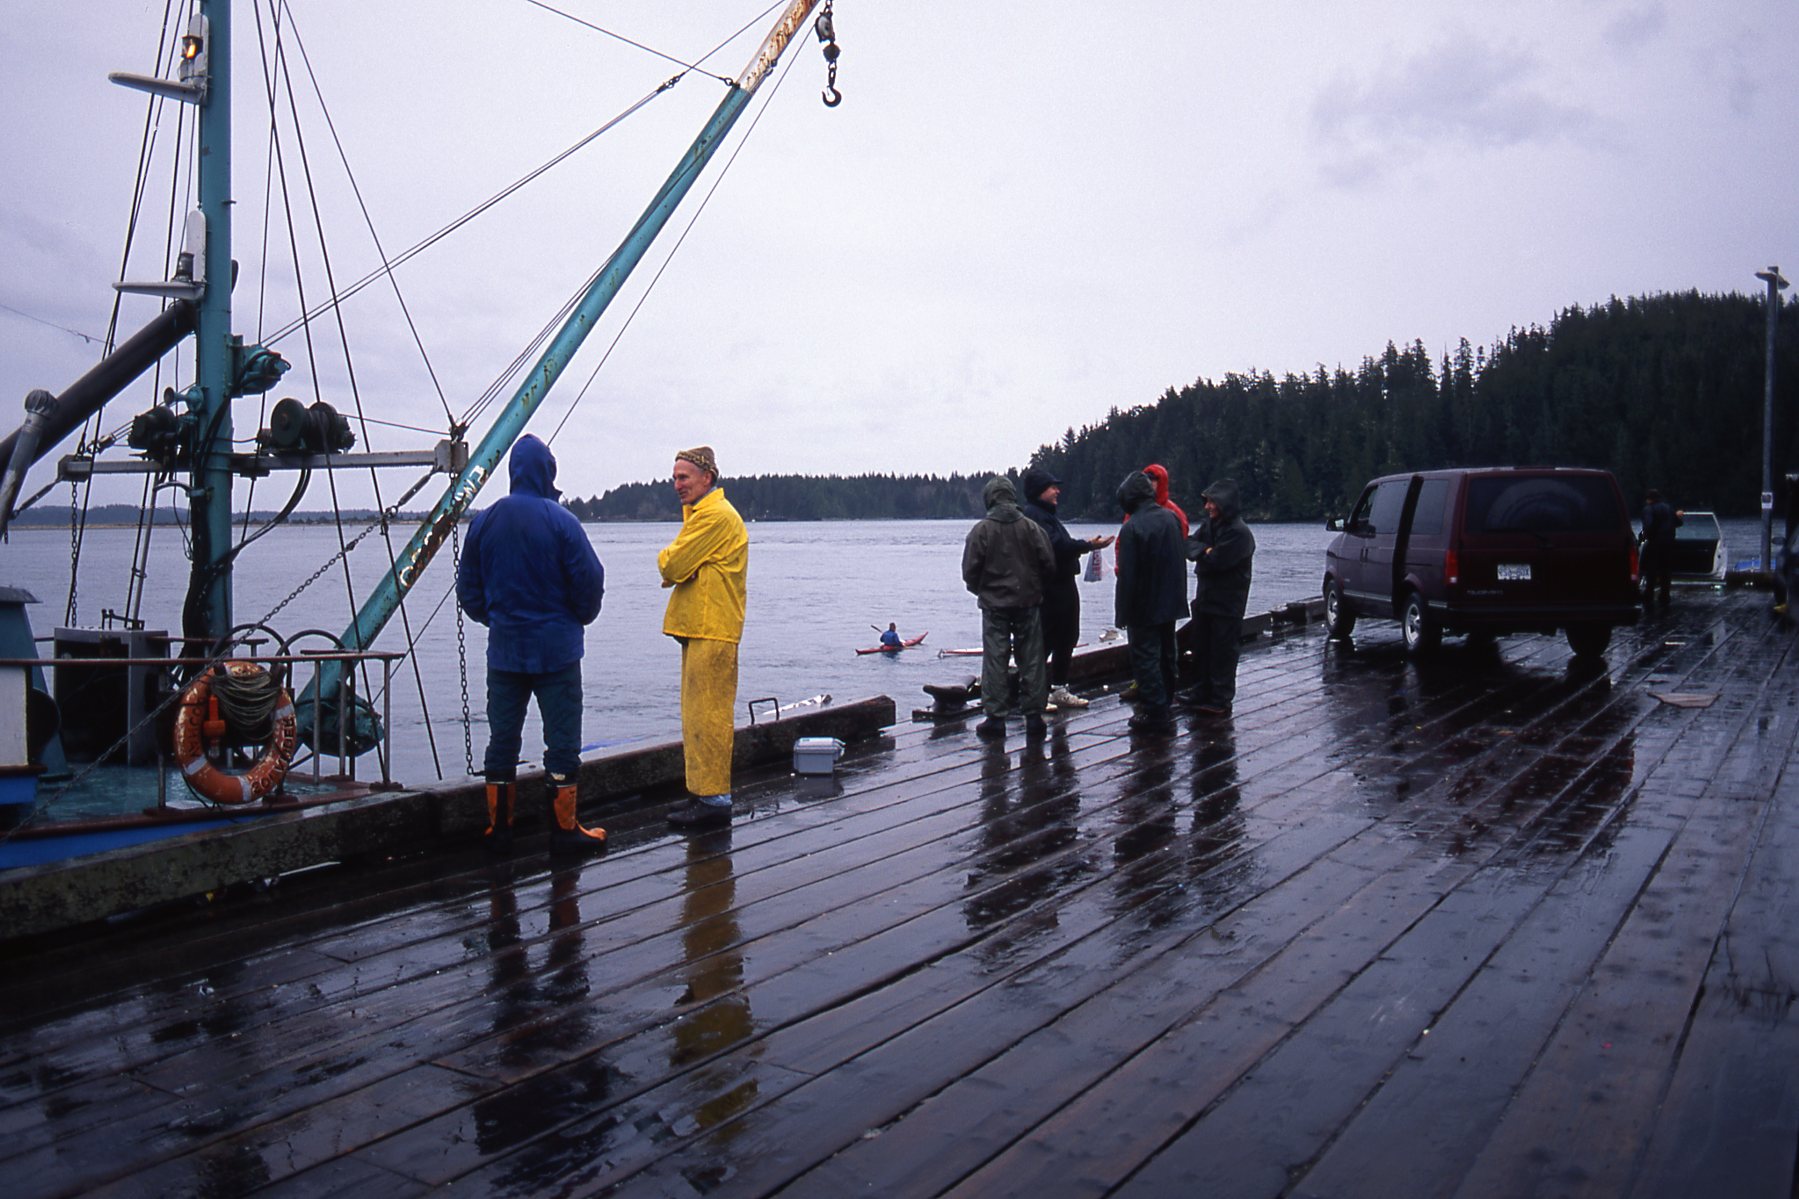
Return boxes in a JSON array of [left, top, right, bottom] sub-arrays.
[[816, 0, 842, 108]]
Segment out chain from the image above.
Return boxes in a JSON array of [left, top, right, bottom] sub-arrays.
[[816, 0, 841, 106], [452, 521, 474, 775], [259, 513, 385, 628], [65, 477, 81, 625]]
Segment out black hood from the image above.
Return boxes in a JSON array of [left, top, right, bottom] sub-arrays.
[[1202, 478, 1241, 520], [1116, 470, 1156, 514]]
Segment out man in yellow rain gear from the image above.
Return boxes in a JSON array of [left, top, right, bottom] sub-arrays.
[[660, 445, 748, 830]]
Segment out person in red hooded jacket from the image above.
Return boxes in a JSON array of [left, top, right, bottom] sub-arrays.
[[1113, 464, 1188, 571], [1144, 464, 1188, 536]]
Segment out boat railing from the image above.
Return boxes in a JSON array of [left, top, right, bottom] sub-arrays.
[[0, 648, 406, 800]]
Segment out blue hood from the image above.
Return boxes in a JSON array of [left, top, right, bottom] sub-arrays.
[[509, 434, 560, 500]]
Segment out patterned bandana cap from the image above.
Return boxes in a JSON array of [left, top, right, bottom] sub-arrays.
[[676, 445, 718, 479]]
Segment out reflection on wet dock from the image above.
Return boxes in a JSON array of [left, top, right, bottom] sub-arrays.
[[2, 587, 1795, 1197]]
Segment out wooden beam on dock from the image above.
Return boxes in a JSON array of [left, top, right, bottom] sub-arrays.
[[0, 696, 895, 941]]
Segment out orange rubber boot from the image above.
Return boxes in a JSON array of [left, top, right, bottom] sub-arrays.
[[548, 775, 606, 854], [484, 781, 515, 856]]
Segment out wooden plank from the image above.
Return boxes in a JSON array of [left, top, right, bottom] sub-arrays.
[[0, 591, 1787, 1198], [1628, 737, 1799, 1198], [503, 627, 1682, 1193], [1448, 624, 1793, 1197]]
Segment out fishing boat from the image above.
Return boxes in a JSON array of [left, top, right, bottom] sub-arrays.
[[855, 630, 927, 654], [0, 1, 845, 870]]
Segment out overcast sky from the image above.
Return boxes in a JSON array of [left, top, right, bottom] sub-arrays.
[[3, 1, 1795, 509]]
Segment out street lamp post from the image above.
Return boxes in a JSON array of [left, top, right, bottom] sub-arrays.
[[1755, 266, 1789, 575]]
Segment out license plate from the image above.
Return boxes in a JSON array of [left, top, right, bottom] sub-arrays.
[[1497, 563, 1531, 581]]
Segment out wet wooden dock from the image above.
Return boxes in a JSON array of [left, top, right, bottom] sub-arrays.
[[3, 587, 1795, 1198]]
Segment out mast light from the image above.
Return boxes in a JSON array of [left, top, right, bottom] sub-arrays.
[[110, 14, 208, 104]]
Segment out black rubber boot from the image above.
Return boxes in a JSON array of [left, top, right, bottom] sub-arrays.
[[484, 781, 515, 856], [667, 797, 732, 830]]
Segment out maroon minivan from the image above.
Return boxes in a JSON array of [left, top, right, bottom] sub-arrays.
[[1323, 467, 1640, 657]]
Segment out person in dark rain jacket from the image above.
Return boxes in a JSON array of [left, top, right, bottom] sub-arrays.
[[963, 475, 1056, 740], [1021, 466, 1114, 712], [1110, 462, 1188, 574], [457, 434, 608, 854], [1114, 471, 1187, 733], [1638, 488, 1682, 608], [1183, 478, 1256, 716]]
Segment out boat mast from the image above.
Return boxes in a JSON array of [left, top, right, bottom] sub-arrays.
[[189, 0, 235, 642], [315, 0, 823, 699], [98, 0, 246, 646]]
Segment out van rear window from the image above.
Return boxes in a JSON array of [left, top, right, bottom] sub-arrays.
[[1465, 476, 1622, 534]]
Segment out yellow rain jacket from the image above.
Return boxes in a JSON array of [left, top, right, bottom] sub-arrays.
[[659, 486, 748, 642]]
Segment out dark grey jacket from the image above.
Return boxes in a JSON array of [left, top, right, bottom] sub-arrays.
[[1187, 478, 1256, 618], [963, 476, 1054, 610], [1021, 465, 1087, 581], [1114, 472, 1188, 627]]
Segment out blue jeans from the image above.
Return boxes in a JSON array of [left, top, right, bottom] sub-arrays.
[[483, 662, 583, 781]]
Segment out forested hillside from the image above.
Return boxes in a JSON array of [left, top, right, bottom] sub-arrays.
[[10, 294, 1790, 529], [558, 291, 1794, 523], [574, 473, 991, 521], [1032, 291, 1797, 522]]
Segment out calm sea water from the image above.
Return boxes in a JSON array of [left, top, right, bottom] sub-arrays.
[[11, 513, 1761, 786]]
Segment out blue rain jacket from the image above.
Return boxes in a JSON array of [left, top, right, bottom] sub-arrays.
[[457, 435, 605, 673]]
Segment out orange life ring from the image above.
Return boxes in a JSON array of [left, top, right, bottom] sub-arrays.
[[172, 662, 298, 805]]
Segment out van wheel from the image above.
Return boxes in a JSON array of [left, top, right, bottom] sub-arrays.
[[1324, 580, 1355, 638], [1402, 591, 1440, 656], [1566, 624, 1611, 658]]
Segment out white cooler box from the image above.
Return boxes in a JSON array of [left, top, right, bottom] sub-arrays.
[[792, 736, 845, 775]]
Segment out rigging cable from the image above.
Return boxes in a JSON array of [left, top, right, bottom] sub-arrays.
[[275, 1, 452, 428], [258, 2, 780, 420], [456, 12, 791, 431], [0, 304, 101, 345], [258, 79, 684, 352], [548, 3, 811, 444], [259, 1, 445, 775], [65, 1, 190, 627], [111, 4, 193, 625], [520, 0, 737, 83]]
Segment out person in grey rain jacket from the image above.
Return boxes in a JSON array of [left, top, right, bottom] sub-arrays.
[[963, 475, 1055, 740]]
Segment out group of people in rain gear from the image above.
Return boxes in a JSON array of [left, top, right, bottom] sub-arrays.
[[962, 464, 1256, 739], [456, 436, 748, 858], [458, 434, 1261, 855]]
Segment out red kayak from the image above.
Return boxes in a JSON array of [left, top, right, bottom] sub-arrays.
[[856, 631, 928, 655]]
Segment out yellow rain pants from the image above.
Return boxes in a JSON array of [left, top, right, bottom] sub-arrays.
[[679, 636, 739, 797]]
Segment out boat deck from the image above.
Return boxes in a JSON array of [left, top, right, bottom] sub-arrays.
[[3, 586, 1796, 1198]]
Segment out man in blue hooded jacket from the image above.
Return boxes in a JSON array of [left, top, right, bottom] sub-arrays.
[[457, 434, 608, 854]]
